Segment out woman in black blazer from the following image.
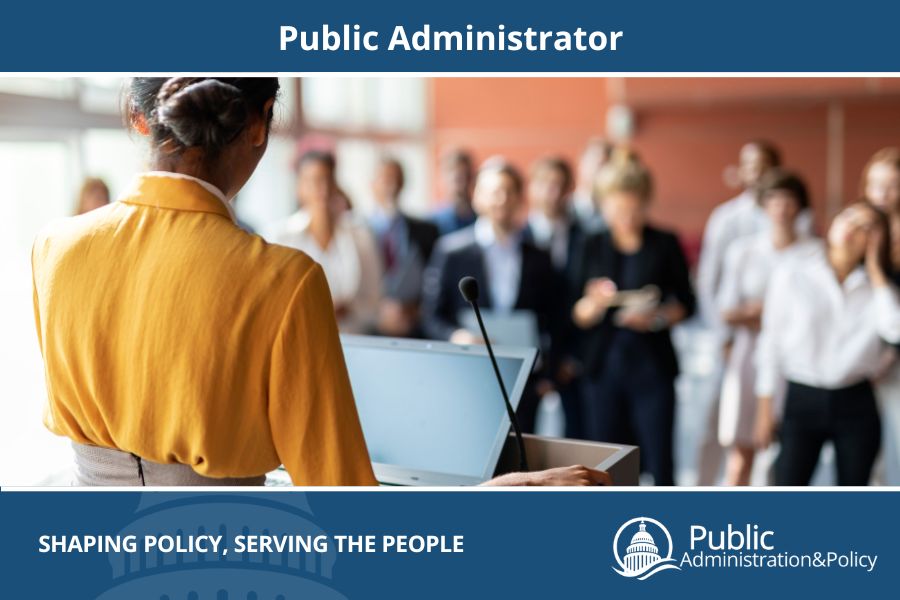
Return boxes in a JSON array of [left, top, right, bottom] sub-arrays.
[[573, 157, 696, 485]]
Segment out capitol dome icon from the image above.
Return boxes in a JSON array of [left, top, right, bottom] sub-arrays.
[[612, 517, 681, 580], [623, 521, 661, 573]]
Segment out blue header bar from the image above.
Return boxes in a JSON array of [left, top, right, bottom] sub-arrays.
[[2, 1, 898, 72]]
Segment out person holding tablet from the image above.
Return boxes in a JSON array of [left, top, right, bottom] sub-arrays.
[[31, 77, 607, 487], [755, 202, 900, 485], [573, 154, 696, 486]]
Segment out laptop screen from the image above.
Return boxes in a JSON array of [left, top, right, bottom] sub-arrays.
[[341, 336, 534, 484]]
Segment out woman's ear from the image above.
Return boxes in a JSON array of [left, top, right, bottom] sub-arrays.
[[250, 98, 276, 148]]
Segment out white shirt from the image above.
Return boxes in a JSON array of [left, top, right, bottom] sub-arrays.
[[716, 233, 819, 313], [755, 241, 900, 396], [141, 171, 236, 222], [697, 189, 814, 333], [474, 218, 522, 312], [271, 210, 382, 334]]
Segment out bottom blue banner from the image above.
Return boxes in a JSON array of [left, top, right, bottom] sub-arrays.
[[0, 490, 894, 598]]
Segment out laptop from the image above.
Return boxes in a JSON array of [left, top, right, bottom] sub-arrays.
[[341, 334, 538, 486], [456, 308, 541, 349]]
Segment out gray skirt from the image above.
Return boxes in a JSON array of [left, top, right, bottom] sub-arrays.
[[71, 442, 266, 486]]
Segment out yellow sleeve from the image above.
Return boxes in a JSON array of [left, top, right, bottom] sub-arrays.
[[269, 263, 378, 486]]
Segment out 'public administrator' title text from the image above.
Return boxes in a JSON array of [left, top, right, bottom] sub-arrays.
[[279, 24, 623, 53]]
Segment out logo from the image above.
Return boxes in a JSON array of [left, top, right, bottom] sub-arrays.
[[612, 517, 681, 580]]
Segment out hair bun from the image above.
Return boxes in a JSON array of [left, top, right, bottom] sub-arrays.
[[156, 78, 248, 151]]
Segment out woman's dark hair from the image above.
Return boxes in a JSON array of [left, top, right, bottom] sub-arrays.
[[126, 77, 280, 156], [757, 168, 810, 210]]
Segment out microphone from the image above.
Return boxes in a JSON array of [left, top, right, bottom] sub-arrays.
[[458, 276, 529, 473]]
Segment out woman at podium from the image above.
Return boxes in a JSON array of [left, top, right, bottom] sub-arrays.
[[30, 77, 607, 488]]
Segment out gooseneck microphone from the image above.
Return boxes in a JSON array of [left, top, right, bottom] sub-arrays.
[[458, 276, 529, 473]]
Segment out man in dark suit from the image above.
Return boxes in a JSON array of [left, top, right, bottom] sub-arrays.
[[422, 158, 564, 433], [370, 156, 440, 338], [522, 156, 589, 439]]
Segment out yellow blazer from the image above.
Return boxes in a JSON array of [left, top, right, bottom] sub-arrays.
[[31, 174, 376, 485]]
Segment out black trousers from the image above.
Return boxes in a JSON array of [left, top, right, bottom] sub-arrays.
[[776, 380, 881, 486], [581, 356, 676, 486]]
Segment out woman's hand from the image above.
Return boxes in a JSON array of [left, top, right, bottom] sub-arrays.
[[754, 396, 776, 449], [533, 465, 612, 486], [616, 310, 656, 333], [866, 227, 889, 288], [586, 277, 618, 303], [722, 300, 764, 331], [450, 329, 483, 345], [617, 300, 686, 333], [616, 308, 656, 332], [483, 465, 612, 486], [573, 278, 617, 328]]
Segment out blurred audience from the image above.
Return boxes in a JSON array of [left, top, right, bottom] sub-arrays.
[[431, 149, 476, 235], [74, 177, 110, 215], [272, 150, 381, 334], [716, 169, 818, 485], [369, 156, 440, 337], [252, 133, 900, 489], [572, 154, 696, 485]]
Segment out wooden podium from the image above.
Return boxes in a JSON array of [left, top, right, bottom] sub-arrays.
[[494, 433, 640, 486]]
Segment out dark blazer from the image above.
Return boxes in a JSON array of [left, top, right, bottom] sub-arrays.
[[576, 225, 696, 380], [522, 217, 589, 361], [522, 216, 588, 293], [379, 212, 440, 304], [403, 213, 440, 265], [421, 226, 564, 370]]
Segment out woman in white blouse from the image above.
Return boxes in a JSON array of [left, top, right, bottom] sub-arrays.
[[755, 202, 900, 485], [860, 149, 900, 485], [272, 150, 382, 334], [716, 170, 818, 486]]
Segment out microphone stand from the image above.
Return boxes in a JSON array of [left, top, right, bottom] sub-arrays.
[[466, 296, 529, 473]]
